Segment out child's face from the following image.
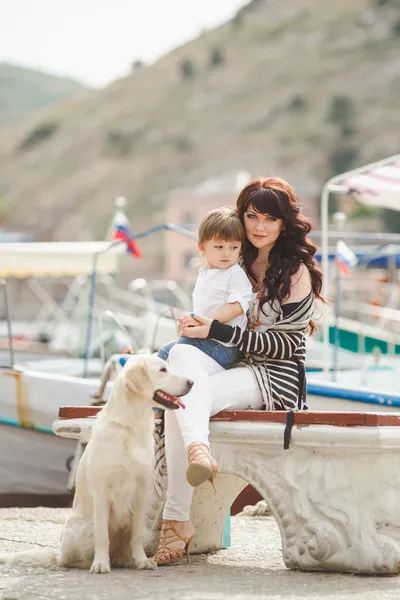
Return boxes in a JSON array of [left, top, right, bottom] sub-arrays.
[[198, 238, 241, 270]]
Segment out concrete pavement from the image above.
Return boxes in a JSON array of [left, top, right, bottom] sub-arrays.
[[1, 507, 400, 600]]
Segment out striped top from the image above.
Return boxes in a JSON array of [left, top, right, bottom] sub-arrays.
[[208, 290, 315, 411]]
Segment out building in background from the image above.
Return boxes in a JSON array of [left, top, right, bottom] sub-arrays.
[[164, 172, 251, 288]]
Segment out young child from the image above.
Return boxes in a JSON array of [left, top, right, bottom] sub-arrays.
[[158, 206, 252, 368]]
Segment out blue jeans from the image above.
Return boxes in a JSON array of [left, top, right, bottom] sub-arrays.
[[158, 338, 241, 369]]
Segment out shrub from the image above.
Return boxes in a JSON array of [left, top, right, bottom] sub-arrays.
[[287, 94, 307, 111], [328, 95, 355, 126], [381, 208, 400, 233], [327, 95, 357, 138], [209, 47, 224, 68], [392, 19, 400, 36], [340, 124, 356, 138], [329, 147, 359, 176], [172, 135, 192, 153], [18, 121, 59, 152], [179, 58, 195, 79], [131, 59, 144, 71], [105, 130, 142, 157]]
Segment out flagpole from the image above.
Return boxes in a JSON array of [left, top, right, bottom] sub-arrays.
[[107, 197, 126, 354]]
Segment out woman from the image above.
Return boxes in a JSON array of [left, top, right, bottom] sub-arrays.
[[153, 176, 323, 565]]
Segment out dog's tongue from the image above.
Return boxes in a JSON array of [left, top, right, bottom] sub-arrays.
[[178, 399, 186, 409]]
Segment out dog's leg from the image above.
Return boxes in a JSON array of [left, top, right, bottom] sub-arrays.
[[90, 492, 111, 574], [130, 480, 157, 570]]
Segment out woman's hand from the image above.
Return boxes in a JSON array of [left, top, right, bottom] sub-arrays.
[[179, 314, 213, 339]]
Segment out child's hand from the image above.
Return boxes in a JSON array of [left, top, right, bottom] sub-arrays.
[[178, 313, 201, 329], [178, 313, 200, 327], [180, 314, 212, 339]]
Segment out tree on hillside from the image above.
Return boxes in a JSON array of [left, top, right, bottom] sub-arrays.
[[209, 47, 224, 68]]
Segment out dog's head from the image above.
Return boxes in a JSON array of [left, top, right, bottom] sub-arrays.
[[122, 354, 192, 410]]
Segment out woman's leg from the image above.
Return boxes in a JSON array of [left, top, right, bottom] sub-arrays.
[[163, 345, 262, 521], [209, 366, 264, 415], [167, 344, 224, 447], [156, 346, 263, 562], [163, 344, 224, 521]]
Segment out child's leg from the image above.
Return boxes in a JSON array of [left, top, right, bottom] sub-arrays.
[[176, 338, 241, 369], [157, 337, 212, 362], [157, 340, 177, 361]]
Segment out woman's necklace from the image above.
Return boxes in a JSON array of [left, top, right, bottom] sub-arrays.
[[248, 267, 268, 331]]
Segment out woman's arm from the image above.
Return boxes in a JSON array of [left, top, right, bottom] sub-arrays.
[[207, 317, 306, 358], [182, 265, 313, 359], [178, 301, 242, 331]]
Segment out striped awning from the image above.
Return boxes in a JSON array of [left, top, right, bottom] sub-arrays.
[[334, 154, 400, 211]]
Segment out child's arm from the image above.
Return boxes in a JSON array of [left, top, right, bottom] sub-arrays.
[[179, 266, 252, 330], [191, 266, 252, 325], [212, 265, 252, 324], [210, 302, 243, 323]]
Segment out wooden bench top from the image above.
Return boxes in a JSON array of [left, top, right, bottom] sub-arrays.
[[58, 406, 400, 427]]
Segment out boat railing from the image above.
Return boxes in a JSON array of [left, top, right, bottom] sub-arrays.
[[97, 310, 138, 365], [326, 314, 400, 355], [339, 301, 400, 325]]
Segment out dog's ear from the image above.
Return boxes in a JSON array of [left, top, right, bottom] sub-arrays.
[[125, 361, 149, 395]]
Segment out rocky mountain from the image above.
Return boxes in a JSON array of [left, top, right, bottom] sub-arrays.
[[0, 0, 399, 268]]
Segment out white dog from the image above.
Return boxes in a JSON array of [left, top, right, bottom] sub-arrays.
[[0, 355, 192, 573]]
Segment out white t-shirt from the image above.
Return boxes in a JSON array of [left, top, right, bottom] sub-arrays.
[[192, 264, 252, 343]]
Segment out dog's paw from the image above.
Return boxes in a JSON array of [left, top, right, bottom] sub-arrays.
[[135, 557, 157, 570], [90, 559, 111, 574]]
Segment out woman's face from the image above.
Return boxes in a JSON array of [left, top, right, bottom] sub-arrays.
[[243, 205, 284, 251]]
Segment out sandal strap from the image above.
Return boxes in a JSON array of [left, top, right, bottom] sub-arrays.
[[153, 521, 193, 564], [188, 442, 217, 469], [159, 520, 191, 545]]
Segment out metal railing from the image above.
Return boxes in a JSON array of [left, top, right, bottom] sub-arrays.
[[0, 279, 14, 369]]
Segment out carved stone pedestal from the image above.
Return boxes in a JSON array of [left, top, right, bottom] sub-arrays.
[[146, 420, 400, 574]]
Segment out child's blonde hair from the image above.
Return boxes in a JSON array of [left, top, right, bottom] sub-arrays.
[[198, 206, 245, 244]]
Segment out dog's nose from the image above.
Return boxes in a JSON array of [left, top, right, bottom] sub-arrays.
[[187, 379, 194, 388]]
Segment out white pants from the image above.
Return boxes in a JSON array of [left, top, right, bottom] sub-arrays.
[[163, 344, 263, 521]]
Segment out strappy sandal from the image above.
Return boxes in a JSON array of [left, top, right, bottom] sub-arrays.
[[152, 520, 194, 565], [186, 442, 218, 491]]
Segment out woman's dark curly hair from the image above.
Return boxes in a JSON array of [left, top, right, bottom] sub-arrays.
[[236, 177, 324, 334]]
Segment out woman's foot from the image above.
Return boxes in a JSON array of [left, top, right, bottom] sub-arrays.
[[186, 442, 218, 491], [152, 520, 195, 565]]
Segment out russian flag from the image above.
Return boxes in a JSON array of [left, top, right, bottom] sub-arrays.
[[111, 208, 142, 258], [335, 239, 357, 275]]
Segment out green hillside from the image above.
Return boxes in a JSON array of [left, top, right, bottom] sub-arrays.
[[0, 63, 85, 128]]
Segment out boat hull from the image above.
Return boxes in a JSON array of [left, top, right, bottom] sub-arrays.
[[0, 423, 75, 504]]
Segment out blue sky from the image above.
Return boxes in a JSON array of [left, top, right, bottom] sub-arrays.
[[0, 0, 248, 86]]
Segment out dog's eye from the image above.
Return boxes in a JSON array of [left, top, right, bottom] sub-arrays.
[[160, 367, 167, 373]]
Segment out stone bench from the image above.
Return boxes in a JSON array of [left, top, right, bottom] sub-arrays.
[[53, 407, 400, 575]]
